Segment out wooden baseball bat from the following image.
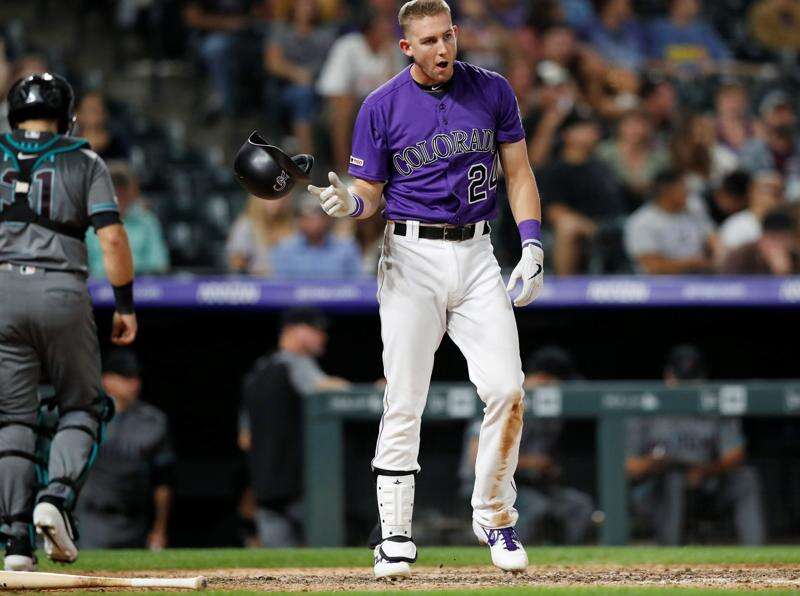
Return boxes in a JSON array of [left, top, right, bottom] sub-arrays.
[[0, 570, 207, 590]]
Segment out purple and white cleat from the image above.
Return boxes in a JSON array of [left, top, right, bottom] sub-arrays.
[[472, 520, 528, 572]]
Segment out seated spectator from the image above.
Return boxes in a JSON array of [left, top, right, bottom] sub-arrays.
[[75, 91, 131, 161], [317, 12, 405, 171], [715, 80, 753, 161], [525, 62, 583, 166], [710, 169, 750, 224], [641, 75, 678, 143], [537, 23, 608, 114], [679, 112, 739, 192], [239, 307, 349, 546], [720, 209, 800, 275], [627, 345, 766, 546], [647, 0, 732, 73], [86, 162, 170, 277], [584, 0, 647, 72], [625, 169, 718, 274], [596, 109, 671, 210], [264, 0, 336, 155], [740, 90, 800, 201], [183, 0, 255, 119], [538, 111, 626, 275], [270, 193, 362, 279], [77, 349, 175, 549], [226, 195, 296, 276], [719, 171, 784, 251]]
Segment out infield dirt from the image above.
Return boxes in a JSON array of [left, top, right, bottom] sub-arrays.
[[73, 564, 800, 591]]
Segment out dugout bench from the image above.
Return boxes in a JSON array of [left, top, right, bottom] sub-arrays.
[[304, 382, 800, 546]]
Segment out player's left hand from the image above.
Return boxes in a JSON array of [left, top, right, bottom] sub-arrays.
[[506, 245, 544, 307]]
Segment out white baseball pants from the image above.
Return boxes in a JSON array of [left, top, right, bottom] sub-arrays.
[[372, 221, 525, 529]]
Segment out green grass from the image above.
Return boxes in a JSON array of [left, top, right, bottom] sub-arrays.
[[38, 545, 800, 572]]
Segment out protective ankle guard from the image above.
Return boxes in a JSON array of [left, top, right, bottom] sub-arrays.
[[376, 473, 414, 539]]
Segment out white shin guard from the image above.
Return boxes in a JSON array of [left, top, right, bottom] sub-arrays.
[[376, 474, 415, 539]]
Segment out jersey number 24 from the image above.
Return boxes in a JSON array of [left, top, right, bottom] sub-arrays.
[[467, 155, 499, 204]]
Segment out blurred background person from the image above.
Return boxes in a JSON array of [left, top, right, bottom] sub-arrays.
[[710, 169, 751, 225], [270, 193, 362, 279], [226, 195, 296, 276], [626, 345, 766, 545], [316, 11, 404, 171], [647, 0, 731, 73], [86, 161, 170, 278], [238, 307, 349, 546], [583, 0, 647, 73], [719, 171, 785, 252], [720, 209, 800, 275], [77, 350, 175, 550], [75, 91, 131, 162], [538, 111, 626, 274], [597, 108, 672, 211], [182, 0, 256, 120], [264, 0, 336, 155], [714, 80, 753, 165], [740, 90, 800, 201], [625, 169, 718, 274]]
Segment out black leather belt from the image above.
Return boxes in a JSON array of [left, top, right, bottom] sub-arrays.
[[392, 221, 490, 241]]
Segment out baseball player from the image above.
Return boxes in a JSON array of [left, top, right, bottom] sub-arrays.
[[309, 0, 544, 577], [0, 73, 137, 571]]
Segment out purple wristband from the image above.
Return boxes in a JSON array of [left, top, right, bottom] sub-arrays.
[[518, 219, 542, 249], [350, 193, 365, 218]]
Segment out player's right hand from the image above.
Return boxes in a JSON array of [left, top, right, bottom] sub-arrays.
[[111, 311, 138, 345], [308, 171, 357, 218]]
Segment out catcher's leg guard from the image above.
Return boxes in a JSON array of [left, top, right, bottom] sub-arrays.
[[35, 394, 113, 563], [0, 419, 40, 539]]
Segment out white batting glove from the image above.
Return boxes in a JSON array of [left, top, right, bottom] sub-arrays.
[[307, 171, 358, 218], [506, 245, 544, 307]]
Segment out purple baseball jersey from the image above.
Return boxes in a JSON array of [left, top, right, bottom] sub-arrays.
[[348, 61, 525, 226]]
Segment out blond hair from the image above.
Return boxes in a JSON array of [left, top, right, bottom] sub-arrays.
[[242, 197, 295, 247], [398, 0, 451, 32]]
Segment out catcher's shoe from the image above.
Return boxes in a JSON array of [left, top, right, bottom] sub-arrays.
[[33, 498, 78, 563], [4, 534, 37, 571], [373, 536, 416, 578], [473, 520, 528, 572]]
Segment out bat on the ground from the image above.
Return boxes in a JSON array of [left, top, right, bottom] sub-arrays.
[[0, 570, 207, 590]]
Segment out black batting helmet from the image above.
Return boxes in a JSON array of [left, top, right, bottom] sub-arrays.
[[233, 131, 314, 200], [7, 72, 76, 134]]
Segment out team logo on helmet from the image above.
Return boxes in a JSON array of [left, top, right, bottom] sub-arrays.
[[273, 170, 289, 192]]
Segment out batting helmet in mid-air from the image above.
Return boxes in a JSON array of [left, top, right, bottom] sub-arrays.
[[7, 72, 76, 134], [233, 131, 314, 200]]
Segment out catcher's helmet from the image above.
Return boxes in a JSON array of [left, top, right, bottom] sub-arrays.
[[233, 131, 314, 200], [7, 72, 76, 134]]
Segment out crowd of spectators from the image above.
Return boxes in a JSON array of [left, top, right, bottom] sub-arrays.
[[3, 0, 800, 277]]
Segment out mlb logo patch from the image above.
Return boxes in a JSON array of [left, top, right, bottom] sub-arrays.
[[350, 155, 364, 167]]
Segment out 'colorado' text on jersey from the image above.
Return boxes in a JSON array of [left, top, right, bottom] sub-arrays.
[[348, 61, 525, 226]]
